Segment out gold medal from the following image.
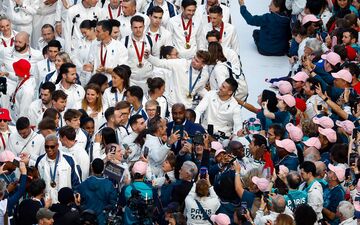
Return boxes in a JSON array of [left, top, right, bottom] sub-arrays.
[[50, 181, 56, 188], [185, 43, 191, 49], [138, 62, 143, 68]]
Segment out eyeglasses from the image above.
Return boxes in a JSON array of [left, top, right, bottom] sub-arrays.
[[45, 145, 56, 149]]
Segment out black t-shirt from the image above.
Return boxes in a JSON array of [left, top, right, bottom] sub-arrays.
[[16, 199, 42, 225]]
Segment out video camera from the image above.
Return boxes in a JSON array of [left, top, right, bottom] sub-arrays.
[[0, 77, 6, 95]]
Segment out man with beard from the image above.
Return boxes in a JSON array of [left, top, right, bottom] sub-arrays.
[[27, 82, 56, 128], [34, 40, 61, 95], [0, 32, 42, 109], [166, 103, 205, 155], [55, 63, 85, 110]]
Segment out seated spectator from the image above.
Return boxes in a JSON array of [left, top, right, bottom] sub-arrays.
[[239, 0, 290, 56]]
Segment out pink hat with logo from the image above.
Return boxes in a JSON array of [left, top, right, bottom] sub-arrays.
[[336, 120, 355, 135], [331, 69, 352, 83], [132, 161, 148, 175], [274, 81, 293, 95], [211, 141, 223, 151], [286, 123, 303, 142], [292, 71, 309, 83], [210, 213, 231, 225], [328, 163, 346, 182], [303, 137, 321, 149], [301, 14, 320, 25], [318, 127, 337, 143], [277, 94, 296, 107], [321, 52, 341, 66], [0, 150, 16, 162], [275, 139, 296, 153], [251, 176, 270, 192], [312, 116, 334, 129]]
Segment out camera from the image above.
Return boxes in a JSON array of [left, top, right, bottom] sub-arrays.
[[192, 133, 204, 145], [127, 189, 154, 225], [0, 77, 6, 95]]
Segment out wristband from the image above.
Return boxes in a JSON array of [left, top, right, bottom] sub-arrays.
[[235, 173, 240, 176], [323, 97, 328, 102]]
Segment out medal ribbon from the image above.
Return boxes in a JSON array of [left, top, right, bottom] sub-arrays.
[[148, 32, 159, 42], [188, 66, 202, 96], [0, 133, 8, 150], [132, 39, 145, 64], [213, 22, 224, 41], [181, 17, 192, 44], [11, 78, 29, 105], [100, 43, 107, 67], [50, 152, 60, 184], [1, 37, 14, 47], [108, 4, 121, 19]]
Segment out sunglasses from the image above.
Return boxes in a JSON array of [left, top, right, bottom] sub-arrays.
[[0, 119, 8, 122], [45, 145, 56, 149]]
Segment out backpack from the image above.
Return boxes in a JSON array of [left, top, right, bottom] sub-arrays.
[[124, 35, 153, 49], [225, 61, 248, 101]]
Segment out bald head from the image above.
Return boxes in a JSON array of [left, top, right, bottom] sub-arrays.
[[304, 146, 320, 162], [15, 32, 29, 53]]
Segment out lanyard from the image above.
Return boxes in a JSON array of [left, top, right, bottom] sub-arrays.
[[11, 78, 28, 104], [0, 133, 9, 150], [114, 89, 125, 102], [108, 4, 121, 19], [100, 43, 107, 67], [213, 22, 224, 40], [46, 59, 51, 72], [148, 32, 159, 42], [50, 153, 60, 183], [20, 132, 37, 154], [131, 106, 143, 116], [2, 37, 14, 47], [188, 66, 202, 96], [132, 39, 145, 64], [181, 17, 192, 44]]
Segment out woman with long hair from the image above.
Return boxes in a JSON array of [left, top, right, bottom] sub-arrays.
[[102, 65, 131, 109], [207, 42, 230, 91], [82, 83, 105, 131], [87, 73, 109, 94]]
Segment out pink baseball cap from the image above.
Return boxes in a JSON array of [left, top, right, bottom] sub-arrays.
[[312, 116, 334, 129], [0, 150, 16, 162], [301, 14, 320, 25], [275, 139, 296, 153], [277, 94, 296, 107], [336, 120, 355, 135], [210, 213, 231, 225], [303, 137, 321, 149], [215, 149, 226, 157], [321, 52, 341, 66], [328, 163, 346, 182], [251, 176, 270, 192], [292, 71, 309, 83], [331, 69, 352, 83], [274, 81, 293, 95], [318, 127, 337, 143], [286, 123, 303, 142], [132, 161, 148, 175], [211, 141, 223, 151]]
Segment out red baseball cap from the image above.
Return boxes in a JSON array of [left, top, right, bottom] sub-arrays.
[[13, 59, 31, 78]]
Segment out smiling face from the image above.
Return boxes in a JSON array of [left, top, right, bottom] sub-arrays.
[[86, 88, 99, 104]]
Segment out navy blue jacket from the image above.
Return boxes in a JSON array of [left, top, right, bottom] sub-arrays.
[[240, 5, 290, 56], [166, 120, 205, 154]]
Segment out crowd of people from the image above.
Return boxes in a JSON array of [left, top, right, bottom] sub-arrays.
[[0, 0, 358, 224]]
